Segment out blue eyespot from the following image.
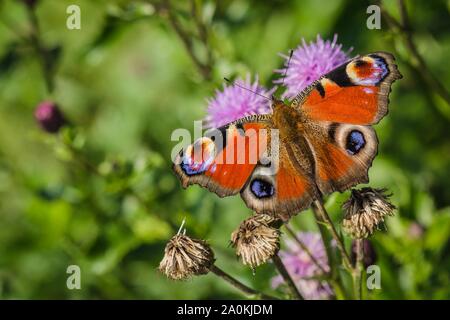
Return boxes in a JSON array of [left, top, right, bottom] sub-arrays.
[[346, 130, 366, 155], [181, 161, 208, 175], [250, 179, 274, 198], [180, 154, 214, 176]]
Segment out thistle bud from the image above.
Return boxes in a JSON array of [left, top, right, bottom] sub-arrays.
[[34, 101, 66, 133], [231, 214, 281, 269], [342, 188, 396, 239], [159, 231, 215, 281]]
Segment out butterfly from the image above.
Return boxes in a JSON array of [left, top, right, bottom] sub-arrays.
[[173, 52, 402, 221]]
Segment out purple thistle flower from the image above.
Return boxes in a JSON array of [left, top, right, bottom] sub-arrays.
[[272, 232, 333, 300], [275, 34, 351, 99], [34, 101, 66, 133], [204, 75, 275, 129]]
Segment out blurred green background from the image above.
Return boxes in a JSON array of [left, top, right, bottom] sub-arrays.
[[0, 0, 449, 299]]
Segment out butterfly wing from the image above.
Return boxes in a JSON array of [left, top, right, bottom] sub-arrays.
[[294, 52, 402, 125], [173, 115, 271, 198], [174, 114, 319, 220], [240, 140, 319, 220], [302, 121, 378, 195], [293, 52, 401, 195]]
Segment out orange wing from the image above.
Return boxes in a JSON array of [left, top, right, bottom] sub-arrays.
[[296, 52, 402, 125], [240, 143, 318, 220], [301, 120, 379, 196], [174, 114, 319, 220], [173, 115, 271, 197]]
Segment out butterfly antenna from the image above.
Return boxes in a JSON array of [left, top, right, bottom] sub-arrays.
[[281, 49, 293, 87], [224, 77, 271, 101]]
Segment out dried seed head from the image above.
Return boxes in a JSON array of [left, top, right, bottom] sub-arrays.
[[159, 233, 215, 281], [231, 214, 281, 269], [342, 188, 396, 239]]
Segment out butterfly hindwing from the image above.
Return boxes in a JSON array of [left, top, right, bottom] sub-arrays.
[[240, 142, 319, 220], [301, 121, 378, 195], [297, 52, 402, 125]]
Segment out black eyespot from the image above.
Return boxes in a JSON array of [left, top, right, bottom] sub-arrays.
[[210, 135, 215, 141], [346, 130, 366, 155], [250, 179, 274, 198]]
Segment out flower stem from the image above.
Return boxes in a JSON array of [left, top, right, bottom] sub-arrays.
[[210, 265, 277, 300], [312, 199, 353, 270], [352, 239, 364, 300], [25, 4, 54, 93], [157, 0, 212, 80], [272, 254, 304, 300]]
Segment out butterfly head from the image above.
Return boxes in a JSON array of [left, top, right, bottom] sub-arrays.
[[271, 95, 287, 111], [271, 96, 286, 113]]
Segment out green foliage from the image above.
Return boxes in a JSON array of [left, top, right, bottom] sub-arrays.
[[0, 0, 448, 299]]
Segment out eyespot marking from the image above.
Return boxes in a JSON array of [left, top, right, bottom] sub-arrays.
[[180, 137, 216, 176], [346, 130, 366, 155], [347, 56, 389, 86], [250, 179, 274, 198]]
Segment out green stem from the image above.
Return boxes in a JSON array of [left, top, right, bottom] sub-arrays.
[[352, 239, 364, 300], [312, 199, 352, 270], [159, 0, 212, 80], [285, 223, 348, 299], [26, 4, 54, 93], [272, 254, 304, 300]]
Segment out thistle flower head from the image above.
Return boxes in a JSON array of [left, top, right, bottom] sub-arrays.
[[205, 75, 274, 128], [342, 188, 396, 239], [275, 34, 350, 99], [231, 214, 281, 269], [159, 226, 215, 280], [272, 232, 333, 300], [34, 101, 66, 133], [351, 239, 377, 268]]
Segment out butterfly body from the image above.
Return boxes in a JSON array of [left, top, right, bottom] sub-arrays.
[[173, 52, 402, 220]]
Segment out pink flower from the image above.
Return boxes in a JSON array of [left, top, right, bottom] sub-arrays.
[[204, 75, 275, 128], [272, 232, 333, 300], [275, 34, 351, 99]]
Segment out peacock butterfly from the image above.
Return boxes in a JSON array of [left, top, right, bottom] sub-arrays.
[[173, 52, 402, 221]]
